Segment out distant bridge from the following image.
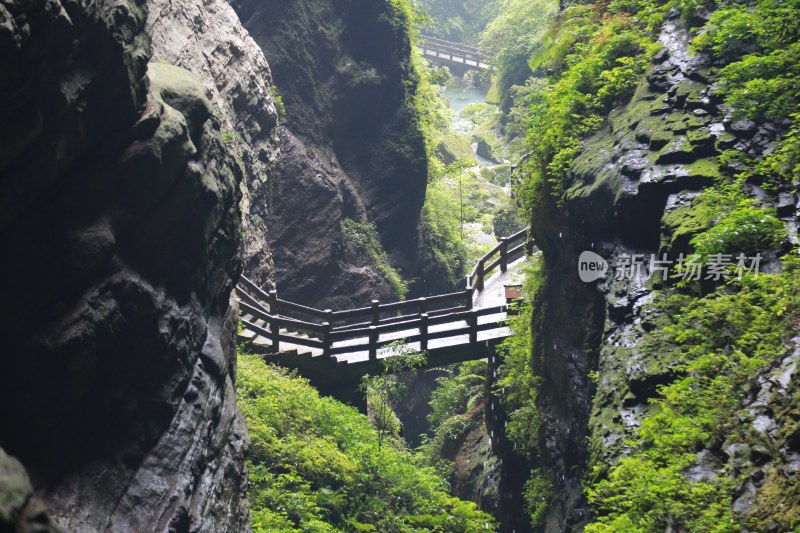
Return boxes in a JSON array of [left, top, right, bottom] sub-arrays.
[[419, 35, 490, 71], [236, 228, 531, 385]]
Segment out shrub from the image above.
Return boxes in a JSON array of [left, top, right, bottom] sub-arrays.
[[239, 355, 498, 532], [690, 204, 785, 258]]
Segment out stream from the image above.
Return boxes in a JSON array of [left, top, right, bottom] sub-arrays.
[[441, 76, 496, 167]]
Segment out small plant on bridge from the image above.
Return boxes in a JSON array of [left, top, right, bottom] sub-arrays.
[[360, 342, 427, 449]]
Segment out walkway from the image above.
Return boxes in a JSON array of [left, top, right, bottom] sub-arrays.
[[419, 35, 490, 71], [236, 228, 532, 383]]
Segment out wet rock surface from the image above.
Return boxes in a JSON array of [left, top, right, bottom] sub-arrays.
[[232, 0, 436, 308], [528, 13, 799, 531], [0, 1, 248, 530], [147, 0, 281, 288], [0, 449, 64, 533]]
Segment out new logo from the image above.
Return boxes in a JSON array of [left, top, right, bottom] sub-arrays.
[[578, 251, 608, 282]]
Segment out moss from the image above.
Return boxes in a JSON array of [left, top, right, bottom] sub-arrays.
[[683, 157, 722, 180], [673, 79, 706, 107], [473, 130, 507, 163], [460, 103, 497, 125], [660, 195, 716, 254], [617, 91, 669, 133], [570, 127, 616, 181], [486, 82, 501, 105], [480, 164, 512, 186], [747, 464, 800, 530], [147, 62, 213, 134], [635, 115, 674, 148], [435, 131, 476, 165], [655, 136, 696, 164], [684, 114, 710, 129]]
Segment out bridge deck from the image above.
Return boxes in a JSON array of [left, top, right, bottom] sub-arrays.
[[238, 256, 526, 364], [421, 49, 490, 70]]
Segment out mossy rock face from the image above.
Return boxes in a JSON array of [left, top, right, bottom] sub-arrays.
[[672, 79, 706, 108], [435, 131, 476, 165], [479, 164, 512, 186], [570, 128, 616, 182], [660, 191, 715, 255], [635, 115, 674, 149], [655, 136, 697, 164], [486, 83, 501, 105], [460, 103, 497, 125], [147, 62, 213, 137], [473, 130, 506, 163]]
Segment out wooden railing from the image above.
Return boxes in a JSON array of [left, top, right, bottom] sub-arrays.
[[419, 35, 488, 70], [468, 227, 531, 291], [236, 227, 531, 360]]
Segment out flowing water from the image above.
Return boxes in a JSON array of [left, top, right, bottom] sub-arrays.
[[440, 76, 496, 167]]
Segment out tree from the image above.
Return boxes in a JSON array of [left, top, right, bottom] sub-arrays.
[[359, 343, 427, 448]]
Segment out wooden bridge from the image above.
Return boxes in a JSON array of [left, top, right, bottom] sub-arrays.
[[419, 35, 490, 71], [236, 228, 531, 385]]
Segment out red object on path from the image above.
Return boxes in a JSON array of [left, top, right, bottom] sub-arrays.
[[504, 283, 522, 302]]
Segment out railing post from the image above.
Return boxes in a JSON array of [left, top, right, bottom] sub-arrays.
[[371, 299, 380, 325], [420, 313, 429, 352], [419, 297, 427, 315], [268, 289, 278, 314], [500, 237, 509, 272], [476, 261, 485, 292], [525, 236, 534, 256], [323, 309, 333, 357], [468, 312, 477, 345], [369, 326, 378, 361], [322, 321, 331, 358], [465, 276, 474, 310], [270, 316, 280, 353]]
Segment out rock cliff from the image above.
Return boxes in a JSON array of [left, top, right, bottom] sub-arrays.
[[526, 12, 799, 531], [0, 1, 248, 530], [147, 0, 282, 288], [232, 0, 431, 309]]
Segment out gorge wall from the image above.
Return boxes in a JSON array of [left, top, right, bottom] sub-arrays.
[[0, 0, 448, 529], [232, 0, 435, 309], [524, 10, 800, 532], [0, 0, 248, 530]]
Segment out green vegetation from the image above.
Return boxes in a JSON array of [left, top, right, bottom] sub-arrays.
[[417, 0, 501, 45], [341, 218, 408, 299], [480, 0, 558, 108], [515, 5, 660, 207], [360, 346, 427, 449], [585, 259, 800, 531], [421, 361, 488, 475], [239, 354, 498, 532], [496, 258, 544, 455], [690, 203, 785, 259], [493, 257, 552, 527], [497, 0, 800, 527], [221, 131, 241, 145], [269, 85, 286, 123]]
